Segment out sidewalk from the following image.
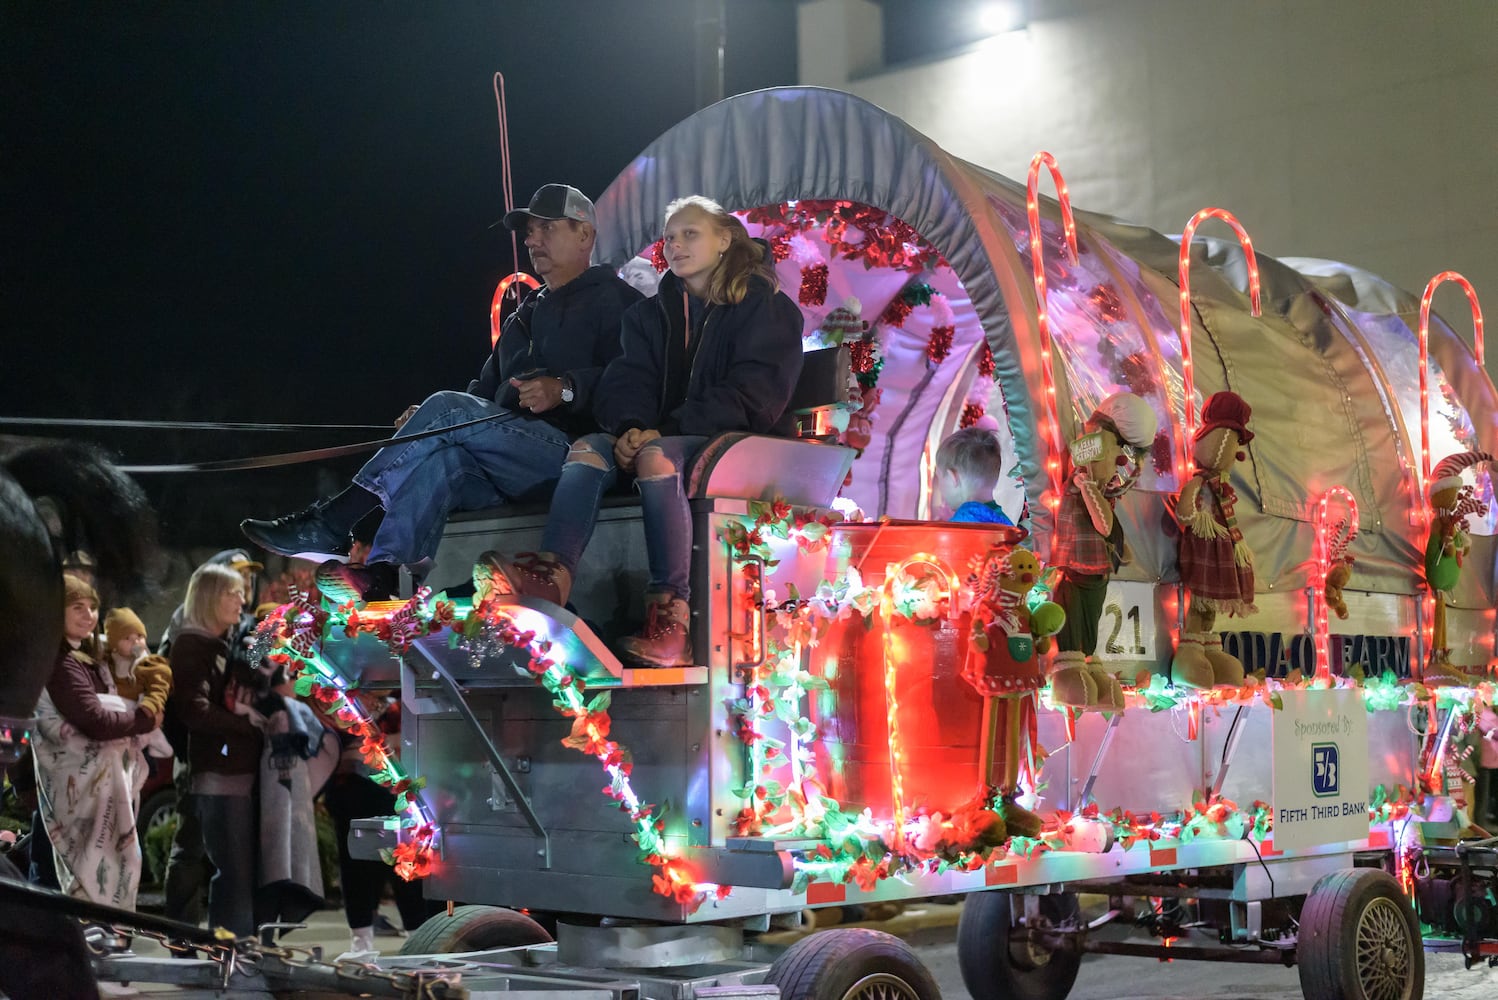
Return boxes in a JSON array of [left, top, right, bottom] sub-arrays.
[[131, 893, 402, 964]]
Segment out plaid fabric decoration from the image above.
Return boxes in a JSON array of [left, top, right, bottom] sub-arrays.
[[1049, 481, 1113, 575]]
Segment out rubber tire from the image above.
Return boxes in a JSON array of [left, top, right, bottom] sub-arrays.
[[137, 786, 178, 845], [1297, 868, 1423, 1000], [958, 891, 1082, 1000], [765, 927, 940, 1000], [398, 905, 553, 956]]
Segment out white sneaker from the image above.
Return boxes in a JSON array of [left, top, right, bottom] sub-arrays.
[[335, 926, 379, 964]]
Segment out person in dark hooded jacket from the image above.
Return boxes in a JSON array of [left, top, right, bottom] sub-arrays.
[[481, 195, 803, 665], [241, 184, 640, 597]]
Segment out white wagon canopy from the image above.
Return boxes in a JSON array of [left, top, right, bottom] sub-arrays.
[[595, 85, 1498, 672]]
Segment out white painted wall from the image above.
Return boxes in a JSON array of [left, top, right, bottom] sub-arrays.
[[799, 0, 1498, 353]]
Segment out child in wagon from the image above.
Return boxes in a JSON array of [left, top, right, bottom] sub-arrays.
[[933, 425, 1016, 526]]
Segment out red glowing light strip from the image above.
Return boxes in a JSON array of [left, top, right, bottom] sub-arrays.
[[1312, 486, 1358, 680], [1415, 274, 1484, 668], [490, 271, 540, 347], [1025, 152, 1079, 511], [1176, 209, 1263, 478], [879, 622, 906, 848], [879, 554, 963, 849], [1416, 271, 1486, 498]]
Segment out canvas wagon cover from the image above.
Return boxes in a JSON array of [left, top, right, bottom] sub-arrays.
[[593, 87, 1498, 610]]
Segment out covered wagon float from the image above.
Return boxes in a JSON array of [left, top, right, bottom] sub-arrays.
[[107, 87, 1498, 999]]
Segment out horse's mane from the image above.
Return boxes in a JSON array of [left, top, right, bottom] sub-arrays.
[[0, 441, 159, 727], [4, 440, 158, 597]]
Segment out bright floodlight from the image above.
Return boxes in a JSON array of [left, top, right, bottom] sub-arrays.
[[975, 1, 1025, 35]]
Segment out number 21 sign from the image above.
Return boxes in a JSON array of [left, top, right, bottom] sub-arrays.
[[1094, 580, 1162, 665]]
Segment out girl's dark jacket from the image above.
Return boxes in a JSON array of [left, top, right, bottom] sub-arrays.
[[468, 265, 642, 437], [594, 271, 805, 438]]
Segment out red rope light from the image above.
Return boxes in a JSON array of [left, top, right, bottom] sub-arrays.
[[1025, 152, 1079, 514], [1176, 208, 1262, 479], [1312, 486, 1358, 681]]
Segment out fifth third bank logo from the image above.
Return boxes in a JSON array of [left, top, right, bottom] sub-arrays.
[[1312, 743, 1340, 797]]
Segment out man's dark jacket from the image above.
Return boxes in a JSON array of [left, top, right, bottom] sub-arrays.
[[469, 265, 642, 437], [594, 271, 805, 438]]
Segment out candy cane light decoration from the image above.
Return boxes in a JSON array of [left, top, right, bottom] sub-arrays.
[[1415, 274, 1485, 677], [1312, 486, 1359, 681], [1026, 151, 1079, 511], [490, 271, 541, 347], [1177, 209, 1263, 478], [1416, 271, 1485, 501]]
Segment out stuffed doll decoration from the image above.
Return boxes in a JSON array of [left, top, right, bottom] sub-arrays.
[[1172, 391, 1256, 690], [1048, 391, 1158, 709], [1323, 515, 1356, 621], [965, 546, 1064, 839], [1424, 451, 1493, 683]]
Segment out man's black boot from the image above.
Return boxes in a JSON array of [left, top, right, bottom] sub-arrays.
[[240, 501, 350, 560]]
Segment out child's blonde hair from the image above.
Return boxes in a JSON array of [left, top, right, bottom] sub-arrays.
[[662, 195, 777, 305], [935, 427, 1004, 488]]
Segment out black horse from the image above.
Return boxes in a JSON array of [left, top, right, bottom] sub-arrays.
[[0, 440, 157, 1000]]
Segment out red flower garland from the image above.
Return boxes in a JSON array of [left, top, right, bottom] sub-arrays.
[[960, 401, 986, 428]]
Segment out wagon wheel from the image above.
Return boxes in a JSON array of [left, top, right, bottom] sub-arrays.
[[958, 890, 1082, 1000], [1297, 868, 1423, 1000], [764, 927, 940, 1000], [399, 905, 552, 956]]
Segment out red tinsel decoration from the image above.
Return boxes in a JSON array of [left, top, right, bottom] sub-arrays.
[[976, 341, 995, 380], [1118, 352, 1157, 394], [882, 296, 913, 328], [960, 402, 986, 428], [744, 199, 944, 275], [927, 325, 954, 366], [649, 239, 668, 273], [769, 233, 792, 262], [799, 263, 829, 307], [849, 338, 875, 374], [1150, 431, 1173, 477], [1087, 284, 1126, 323]]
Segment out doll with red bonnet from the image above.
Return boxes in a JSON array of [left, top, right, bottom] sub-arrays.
[[1172, 391, 1257, 689]]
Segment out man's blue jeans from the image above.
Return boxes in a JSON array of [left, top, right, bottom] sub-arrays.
[[352, 391, 572, 565]]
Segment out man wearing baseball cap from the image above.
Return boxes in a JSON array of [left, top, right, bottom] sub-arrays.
[[242, 184, 641, 599]]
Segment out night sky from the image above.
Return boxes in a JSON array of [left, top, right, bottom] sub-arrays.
[[4, 1, 798, 543]]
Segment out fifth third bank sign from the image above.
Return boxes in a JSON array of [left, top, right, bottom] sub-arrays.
[[1270, 688, 1370, 851]]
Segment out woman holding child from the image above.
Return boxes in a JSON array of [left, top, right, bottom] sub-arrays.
[[483, 195, 804, 666], [32, 576, 167, 912]]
